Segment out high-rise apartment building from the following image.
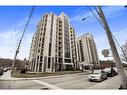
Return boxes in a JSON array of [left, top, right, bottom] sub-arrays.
[[123, 42, 127, 61], [29, 12, 78, 72], [70, 27, 79, 70], [76, 33, 99, 70]]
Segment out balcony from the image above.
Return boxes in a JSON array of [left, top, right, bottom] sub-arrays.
[[59, 44, 63, 47], [59, 35, 63, 38], [59, 39, 63, 43]]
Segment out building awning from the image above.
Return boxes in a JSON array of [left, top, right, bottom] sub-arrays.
[[83, 64, 94, 66], [63, 63, 73, 65], [79, 62, 94, 66]]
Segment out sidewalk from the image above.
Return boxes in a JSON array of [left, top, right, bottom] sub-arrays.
[[88, 75, 121, 89]]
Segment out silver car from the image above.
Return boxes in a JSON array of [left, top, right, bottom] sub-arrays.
[[88, 70, 107, 82]]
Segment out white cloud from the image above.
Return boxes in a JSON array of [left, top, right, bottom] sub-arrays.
[[70, 7, 92, 22], [94, 27, 127, 60], [70, 6, 126, 22], [18, 32, 34, 60], [94, 34, 110, 60], [0, 16, 35, 60], [103, 6, 125, 18], [0, 29, 34, 60], [0, 6, 126, 61], [113, 28, 127, 45], [0, 12, 40, 60], [71, 6, 126, 61]]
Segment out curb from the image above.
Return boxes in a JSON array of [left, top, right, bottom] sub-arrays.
[[88, 75, 121, 89], [0, 72, 88, 81]]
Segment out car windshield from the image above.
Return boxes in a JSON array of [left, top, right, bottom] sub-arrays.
[[92, 70, 101, 74]]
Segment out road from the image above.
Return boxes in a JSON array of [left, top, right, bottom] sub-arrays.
[[0, 73, 100, 89]]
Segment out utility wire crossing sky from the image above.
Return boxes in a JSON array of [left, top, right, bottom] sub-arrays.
[[0, 6, 127, 60]]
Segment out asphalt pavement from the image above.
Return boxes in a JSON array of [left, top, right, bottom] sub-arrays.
[[0, 72, 98, 89], [0, 70, 122, 89]]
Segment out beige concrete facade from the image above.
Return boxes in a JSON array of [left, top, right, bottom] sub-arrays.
[[29, 12, 78, 72], [123, 42, 127, 60], [76, 33, 99, 70]]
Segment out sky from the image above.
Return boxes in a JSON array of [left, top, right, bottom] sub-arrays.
[[0, 6, 127, 60]]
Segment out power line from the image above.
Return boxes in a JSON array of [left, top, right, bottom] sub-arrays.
[[97, 6, 127, 89], [87, 6, 105, 30], [93, 6, 100, 17], [87, 6, 126, 59], [11, 6, 35, 71], [17, 6, 35, 51]]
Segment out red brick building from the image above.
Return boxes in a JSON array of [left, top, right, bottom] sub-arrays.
[[99, 60, 115, 69]]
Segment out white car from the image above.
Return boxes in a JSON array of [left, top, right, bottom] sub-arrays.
[[104, 68, 111, 74], [88, 70, 107, 82], [113, 67, 118, 74]]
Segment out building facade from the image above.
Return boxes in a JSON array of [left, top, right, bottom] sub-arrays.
[[99, 60, 115, 69], [29, 12, 78, 72], [76, 33, 99, 70], [123, 42, 127, 62], [70, 27, 79, 70]]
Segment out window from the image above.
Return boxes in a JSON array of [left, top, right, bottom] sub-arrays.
[[55, 57, 57, 62], [40, 38, 41, 41], [40, 32, 42, 36], [38, 50, 40, 53], [39, 44, 41, 47], [44, 28, 46, 31], [36, 63, 38, 71], [48, 43, 51, 56], [65, 59, 71, 63], [48, 57, 51, 68], [59, 58, 62, 63], [37, 56, 39, 62], [41, 28, 43, 31], [39, 63, 42, 71], [40, 56, 43, 62], [41, 50, 43, 55]]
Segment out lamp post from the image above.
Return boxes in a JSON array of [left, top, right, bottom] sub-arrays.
[[97, 6, 127, 89], [82, 6, 127, 88]]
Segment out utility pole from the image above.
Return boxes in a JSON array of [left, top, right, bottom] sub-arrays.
[[11, 6, 35, 74], [97, 6, 127, 88], [11, 41, 20, 71]]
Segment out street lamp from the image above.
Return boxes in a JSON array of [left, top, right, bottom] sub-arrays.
[[97, 6, 127, 89], [82, 16, 95, 21], [82, 6, 127, 88], [82, 16, 93, 21]]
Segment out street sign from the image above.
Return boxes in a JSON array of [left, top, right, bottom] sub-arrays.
[[102, 49, 109, 57]]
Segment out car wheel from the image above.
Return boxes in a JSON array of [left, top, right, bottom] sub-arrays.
[[112, 74, 114, 77], [100, 77, 103, 82]]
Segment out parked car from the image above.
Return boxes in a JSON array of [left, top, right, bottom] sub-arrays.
[[104, 67, 118, 77], [3, 67, 8, 72], [8, 67, 11, 70], [113, 67, 118, 75], [104, 68, 111, 75], [88, 69, 107, 82], [0, 68, 4, 76]]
